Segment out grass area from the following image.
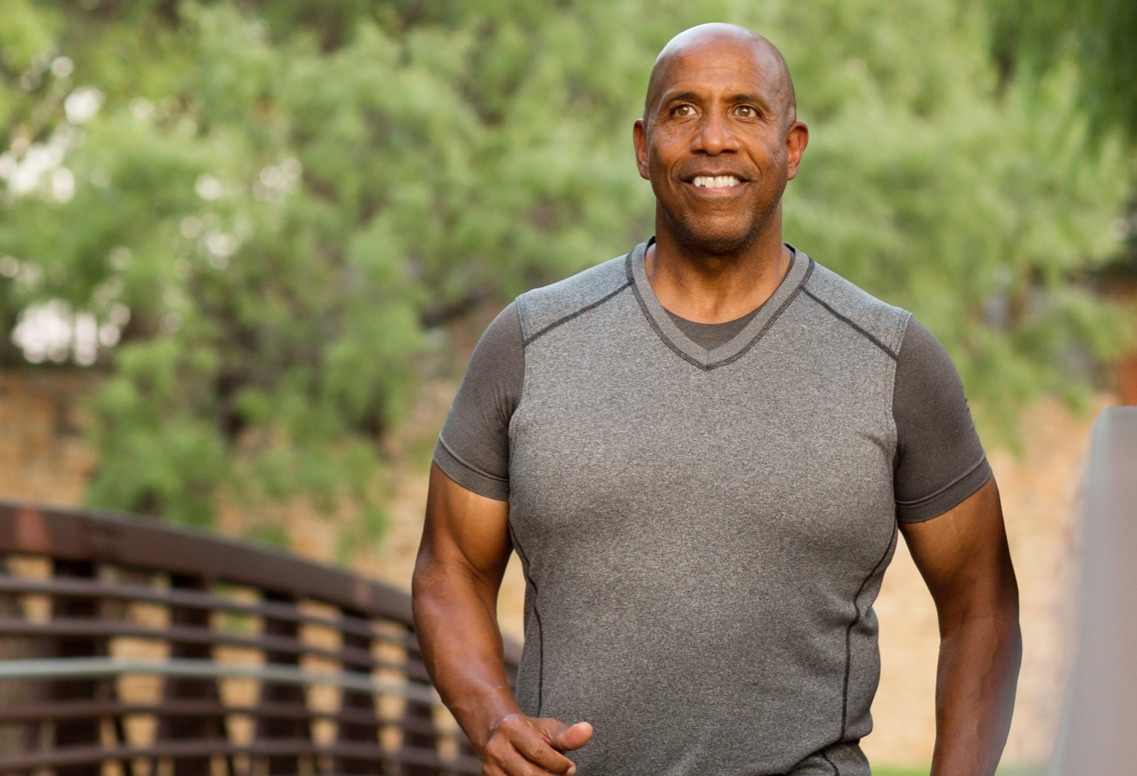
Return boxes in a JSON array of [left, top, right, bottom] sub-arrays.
[[875, 766, 1047, 776]]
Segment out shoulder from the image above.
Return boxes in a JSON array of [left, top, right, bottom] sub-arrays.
[[516, 246, 637, 344], [896, 317, 958, 382], [798, 252, 912, 360]]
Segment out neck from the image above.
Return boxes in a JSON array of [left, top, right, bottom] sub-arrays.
[[645, 232, 791, 324]]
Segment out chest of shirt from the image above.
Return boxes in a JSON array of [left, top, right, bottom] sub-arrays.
[[507, 297, 899, 587]]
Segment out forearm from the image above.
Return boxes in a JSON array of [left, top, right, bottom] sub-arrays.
[[900, 479, 1022, 776], [414, 467, 590, 775], [929, 613, 1022, 776], [412, 563, 521, 754]]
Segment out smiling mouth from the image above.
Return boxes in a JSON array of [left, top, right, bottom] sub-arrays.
[[692, 175, 742, 188]]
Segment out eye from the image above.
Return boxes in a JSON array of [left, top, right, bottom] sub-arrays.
[[670, 104, 696, 118], [735, 105, 758, 118]]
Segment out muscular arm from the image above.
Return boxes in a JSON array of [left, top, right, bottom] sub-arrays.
[[899, 478, 1021, 776], [412, 464, 592, 776]]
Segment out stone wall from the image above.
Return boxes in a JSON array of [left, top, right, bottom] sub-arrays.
[[0, 369, 96, 506]]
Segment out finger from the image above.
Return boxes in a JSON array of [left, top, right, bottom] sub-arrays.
[[488, 716, 579, 775], [549, 720, 593, 752], [513, 729, 579, 774], [493, 745, 574, 776], [484, 747, 557, 776]]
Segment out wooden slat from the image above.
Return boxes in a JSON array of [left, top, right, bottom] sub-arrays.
[[0, 742, 480, 772], [0, 698, 444, 735], [0, 619, 387, 672], [0, 658, 439, 702], [334, 607, 384, 774], [0, 577, 384, 642]]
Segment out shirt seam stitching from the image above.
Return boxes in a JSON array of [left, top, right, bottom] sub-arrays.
[[436, 436, 510, 485], [840, 528, 896, 741], [891, 309, 913, 355], [895, 454, 990, 508], [522, 281, 633, 347], [507, 521, 543, 715], [630, 257, 816, 371], [802, 287, 900, 361]]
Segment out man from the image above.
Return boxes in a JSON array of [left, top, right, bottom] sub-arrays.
[[413, 22, 1021, 776]]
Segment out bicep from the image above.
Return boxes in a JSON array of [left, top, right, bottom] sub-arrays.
[[416, 462, 513, 602], [899, 478, 1018, 632]]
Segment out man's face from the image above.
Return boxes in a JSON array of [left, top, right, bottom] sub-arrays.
[[633, 36, 808, 256]]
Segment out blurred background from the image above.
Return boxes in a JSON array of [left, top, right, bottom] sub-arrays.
[[2, 0, 1135, 772]]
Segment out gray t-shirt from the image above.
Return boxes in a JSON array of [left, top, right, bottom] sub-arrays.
[[433, 242, 992, 775], [436, 260, 989, 521]]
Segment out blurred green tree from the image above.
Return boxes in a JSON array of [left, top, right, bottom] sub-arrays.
[[988, 0, 1137, 286], [0, 0, 1130, 531], [989, 0, 1137, 143]]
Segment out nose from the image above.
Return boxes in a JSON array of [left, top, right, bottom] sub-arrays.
[[692, 110, 739, 155]]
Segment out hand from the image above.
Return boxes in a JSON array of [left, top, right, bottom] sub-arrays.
[[480, 713, 593, 776]]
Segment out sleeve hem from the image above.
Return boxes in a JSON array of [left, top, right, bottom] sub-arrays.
[[896, 456, 993, 523], [433, 437, 510, 502]]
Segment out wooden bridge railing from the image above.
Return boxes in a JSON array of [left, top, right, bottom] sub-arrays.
[[0, 500, 520, 775]]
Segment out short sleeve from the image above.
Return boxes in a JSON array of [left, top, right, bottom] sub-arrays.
[[893, 317, 993, 522], [432, 303, 524, 501]]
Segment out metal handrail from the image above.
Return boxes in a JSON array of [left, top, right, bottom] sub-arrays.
[[0, 657, 442, 703]]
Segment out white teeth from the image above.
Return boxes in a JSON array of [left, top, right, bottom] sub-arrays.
[[693, 175, 740, 188]]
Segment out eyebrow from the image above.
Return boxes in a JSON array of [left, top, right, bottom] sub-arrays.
[[659, 90, 774, 111], [729, 92, 772, 109], [659, 90, 700, 107]]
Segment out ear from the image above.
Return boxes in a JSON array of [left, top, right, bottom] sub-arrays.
[[785, 120, 809, 181], [633, 118, 650, 180]]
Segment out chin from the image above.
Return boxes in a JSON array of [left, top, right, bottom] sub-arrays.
[[670, 223, 758, 257], [660, 203, 779, 257]]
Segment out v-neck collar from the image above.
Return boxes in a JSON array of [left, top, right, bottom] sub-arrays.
[[625, 238, 813, 371]]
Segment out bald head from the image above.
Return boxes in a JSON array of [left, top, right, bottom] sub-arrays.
[[643, 23, 797, 125]]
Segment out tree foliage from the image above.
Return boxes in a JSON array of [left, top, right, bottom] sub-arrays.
[[987, 0, 1137, 284], [1, 0, 1131, 531], [989, 0, 1137, 144]]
